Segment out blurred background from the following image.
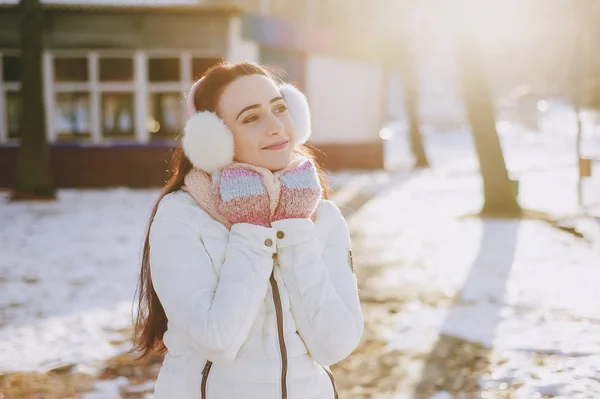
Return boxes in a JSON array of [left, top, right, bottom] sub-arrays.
[[1, 0, 599, 398]]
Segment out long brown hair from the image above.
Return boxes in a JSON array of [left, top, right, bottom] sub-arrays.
[[133, 61, 329, 357]]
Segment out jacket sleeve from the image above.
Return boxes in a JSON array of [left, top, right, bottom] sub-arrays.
[[149, 200, 276, 363], [271, 201, 364, 366]]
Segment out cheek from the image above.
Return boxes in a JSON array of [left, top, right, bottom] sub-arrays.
[[232, 127, 261, 158]]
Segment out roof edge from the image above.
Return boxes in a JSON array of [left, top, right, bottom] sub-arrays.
[[0, 2, 243, 14]]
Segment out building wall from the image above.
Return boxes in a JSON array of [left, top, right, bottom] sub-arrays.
[[213, 0, 309, 22], [259, 47, 306, 89], [235, 12, 385, 169], [0, 11, 18, 49], [227, 16, 260, 63], [0, 8, 234, 146], [305, 56, 385, 144], [0, 140, 383, 189], [0, 6, 386, 187], [0, 9, 231, 51], [0, 144, 174, 188]]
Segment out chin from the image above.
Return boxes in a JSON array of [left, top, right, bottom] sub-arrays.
[[261, 151, 293, 172]]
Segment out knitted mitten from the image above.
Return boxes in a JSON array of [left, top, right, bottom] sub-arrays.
[[213, 167, 272, 227], [272, 159, 322, 221]]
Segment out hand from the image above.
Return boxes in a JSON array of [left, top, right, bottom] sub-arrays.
[[213, 166, 271, 227], [273, 159, 322, 221]]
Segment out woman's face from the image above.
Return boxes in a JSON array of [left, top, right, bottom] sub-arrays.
[[216, 74, 296, 171]]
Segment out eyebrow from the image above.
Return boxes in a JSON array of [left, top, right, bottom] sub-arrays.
[[235, 96, 285, 121]]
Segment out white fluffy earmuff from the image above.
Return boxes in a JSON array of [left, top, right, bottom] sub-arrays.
[[182, 77, 311, 173], [279, 83, 312, 145]]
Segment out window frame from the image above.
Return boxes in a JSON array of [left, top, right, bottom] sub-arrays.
[[0, 49, 223, 145]]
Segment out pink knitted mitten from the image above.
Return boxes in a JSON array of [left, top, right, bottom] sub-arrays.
[[273, 159, 322, 221], [213, 167, 271, 227]]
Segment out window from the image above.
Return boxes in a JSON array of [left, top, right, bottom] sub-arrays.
[[148, 58, 180, 82], [0, 52, 228, 144], [54, 92, 91, 140], [54, 57, 88, 82], [191, 57, 221, 80], [6, 91, 21, 139], [149, 92, 182, 139], [2, 56, 20, 82], [99, 58, 134, 82], [102, 93, 135, 138]]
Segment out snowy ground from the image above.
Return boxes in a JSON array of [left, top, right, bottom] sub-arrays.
[[1, 118, 599, 398], [348, 168, 600, 398], [0, 189, 157, 375], [382, 104, 600, 215], [344, 111, 600, 398]]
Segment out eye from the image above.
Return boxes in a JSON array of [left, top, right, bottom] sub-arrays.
[[242, 115, 259, 124], [274, 104, 287, 113]]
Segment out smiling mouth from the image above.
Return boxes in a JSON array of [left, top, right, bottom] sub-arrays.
[[262, 140, 289, 150]]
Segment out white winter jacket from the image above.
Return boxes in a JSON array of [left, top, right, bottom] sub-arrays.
[[149, 190, 364, 399]]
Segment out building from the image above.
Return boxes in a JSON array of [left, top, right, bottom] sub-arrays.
[[0, 0, 390, 188]]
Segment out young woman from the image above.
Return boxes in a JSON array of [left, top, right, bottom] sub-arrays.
[[133, 61, 363, 399]]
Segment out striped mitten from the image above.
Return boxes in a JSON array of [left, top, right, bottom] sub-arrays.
[[213, 167, 271, 227], [273, 159, 322, 221]]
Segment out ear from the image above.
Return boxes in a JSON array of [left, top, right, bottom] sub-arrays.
[[182, 111, 234, 173], [280, 83, 311, 144]]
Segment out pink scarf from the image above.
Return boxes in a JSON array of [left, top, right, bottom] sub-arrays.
[[181, 157, 305, 230]]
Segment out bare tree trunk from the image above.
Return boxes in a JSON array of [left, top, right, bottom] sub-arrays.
[[404, 76, 429, 168], [398, 34, 429, 168], [12, 0, 55, 200], [454, 19, 521, 216]]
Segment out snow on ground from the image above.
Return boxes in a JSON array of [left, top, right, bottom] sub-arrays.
[[383, 105, 600, 216], [377, 216, 600, 397], [0, 189, 159, 374], [349, 124, 600, 397]]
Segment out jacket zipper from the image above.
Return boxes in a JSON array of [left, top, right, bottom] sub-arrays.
[[272, 255, 338, 398], [201, 255, 338, 399], [270, 254, 288, 399], [201, 359, 212, 398]]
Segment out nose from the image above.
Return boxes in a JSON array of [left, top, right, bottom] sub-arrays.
[[266, 112, 285, 136]]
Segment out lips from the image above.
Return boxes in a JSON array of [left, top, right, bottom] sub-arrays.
[[262, 140, 289, 150]]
